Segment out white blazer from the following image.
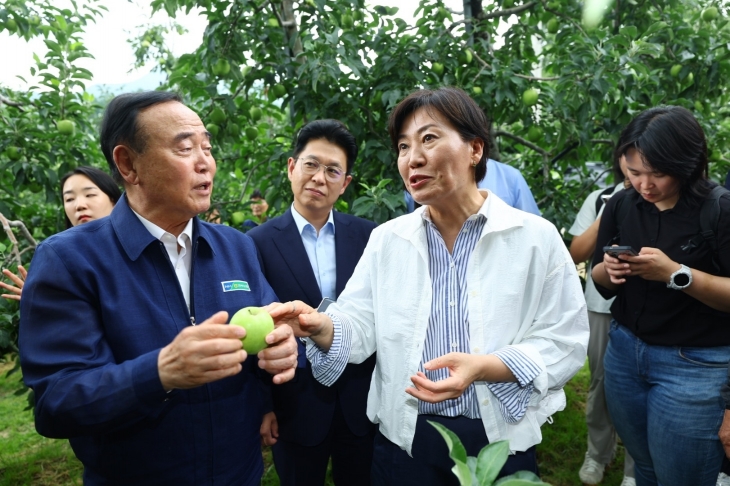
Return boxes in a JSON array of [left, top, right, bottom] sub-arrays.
[[322, 190, 589, 454]]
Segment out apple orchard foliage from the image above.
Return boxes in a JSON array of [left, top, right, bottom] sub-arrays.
[[1, 0, 730, 356]]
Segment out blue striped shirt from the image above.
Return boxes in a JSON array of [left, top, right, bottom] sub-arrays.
[[309, 211, 541, 424], [420, 212, 539, 422]]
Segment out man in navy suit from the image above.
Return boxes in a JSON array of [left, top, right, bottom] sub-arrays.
[[19, 92, 297, 485], [247, 120, 377, 485]]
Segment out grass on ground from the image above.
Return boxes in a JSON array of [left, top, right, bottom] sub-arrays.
[[1, 358, 627, 486]]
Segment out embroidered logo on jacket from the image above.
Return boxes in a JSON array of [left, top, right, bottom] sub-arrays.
[[221, 280, 250, 292]]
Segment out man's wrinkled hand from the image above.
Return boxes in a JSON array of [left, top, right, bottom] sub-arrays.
[[157, 311, 247, 391], [258, 322, 298, 384]]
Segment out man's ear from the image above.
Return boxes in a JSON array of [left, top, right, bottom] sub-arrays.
[[287, 157, 296, 182], [113, 145, 139, 186], [339, 174, 353, 195]]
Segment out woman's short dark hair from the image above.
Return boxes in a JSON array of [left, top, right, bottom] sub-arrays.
[[387, 87, 491, 184], [292, 119, 358, 175], [615, 106, 712, 200], [100, 91, 183, 184], [60, 166, 122, 229]]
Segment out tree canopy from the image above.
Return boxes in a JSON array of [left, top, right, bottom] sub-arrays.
[[1, 0, 729, 354]]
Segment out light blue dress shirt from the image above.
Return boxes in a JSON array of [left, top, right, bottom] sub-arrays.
[[404, 159, 541, 216], [290, 205, 337, 300]]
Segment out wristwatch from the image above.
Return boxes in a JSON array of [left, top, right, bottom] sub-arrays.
[[667, 264, 693, 290]]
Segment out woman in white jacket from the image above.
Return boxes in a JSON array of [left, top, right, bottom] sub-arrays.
[[269, 87, 588, 484]]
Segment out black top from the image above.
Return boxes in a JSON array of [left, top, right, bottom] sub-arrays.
[[591, 187, 730, 347]]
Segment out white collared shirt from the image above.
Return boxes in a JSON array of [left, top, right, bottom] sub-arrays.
[[290, 204, 337, 300], [133, 211, 194, 310]]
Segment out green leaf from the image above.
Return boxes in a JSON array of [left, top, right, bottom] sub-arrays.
[[642, 21, 667, 38], [428, 420, 472, 485], [475, 440, 510, 485], [619, 25, 638, 39], [494, 470, 551, 485]]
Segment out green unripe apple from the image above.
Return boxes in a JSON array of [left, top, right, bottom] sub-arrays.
[[694, 100, 704, 112], [670, 64, 682, 77], [6, 19, 18, 32], [241, 65, 252, 77], [686, 72, 694, 84], [6, 146, 21, 161], [431, 62, 444, 76], [230, 306, 275, 354], [29, 15, 41, 26], [272, 83, 287, 98], [522, 88, 539, 106], [210, 107, 227, 125], [245, 126, 259, 141], [207, 123, 220, 137], [458, 49, 473, 65], [267, 17, 279, 28], [353, 10, 363, 21], [227, 122, 240, 135], [546, 18, 559, 34], [526, 125, 542, 142], [249, 106, 263, 121], [231, 211, 246, 225], [212, 59, 231, 76], [57, 119, 75, 136], [702, 6, 719, 22], [341, 14, 354, 28], [472, 86, 483, 95]]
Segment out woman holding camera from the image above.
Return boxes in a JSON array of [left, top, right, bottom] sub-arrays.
[[592, 106, 730, 485]]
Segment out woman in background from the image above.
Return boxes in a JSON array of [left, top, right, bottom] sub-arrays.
[[569, 153, 635, 486], [592, 106, 730, 486], [1, 166, 121, 300]]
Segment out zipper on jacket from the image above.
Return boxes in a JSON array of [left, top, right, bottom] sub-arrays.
[[159, 240, 196, 326]]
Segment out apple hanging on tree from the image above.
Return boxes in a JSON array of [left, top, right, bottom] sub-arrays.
[[230, 306, 275, 354], [57, 119, 76, 136]]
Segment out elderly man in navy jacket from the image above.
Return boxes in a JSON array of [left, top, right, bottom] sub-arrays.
[[248, 120, 377, 485], [18, 91, 298, 486]]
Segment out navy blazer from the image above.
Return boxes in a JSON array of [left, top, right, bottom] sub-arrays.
[[247, 209, 377, 445], [20, 195, 278, 486]]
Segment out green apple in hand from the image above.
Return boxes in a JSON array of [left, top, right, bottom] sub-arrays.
[[230, 307, 275, 354]]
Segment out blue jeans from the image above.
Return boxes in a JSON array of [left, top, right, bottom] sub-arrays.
[[604, 321, 729, 486]]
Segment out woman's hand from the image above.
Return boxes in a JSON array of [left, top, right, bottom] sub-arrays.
[[1, 265, 27, 301], [601, 251, 632, 285], [406, 353, 514, 403], [620, 248, 680, 283], [264, 301, 336, 351], [264, 301, 319, 337]]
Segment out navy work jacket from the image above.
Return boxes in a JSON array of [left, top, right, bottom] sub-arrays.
[[19, 195, 278, 485]]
